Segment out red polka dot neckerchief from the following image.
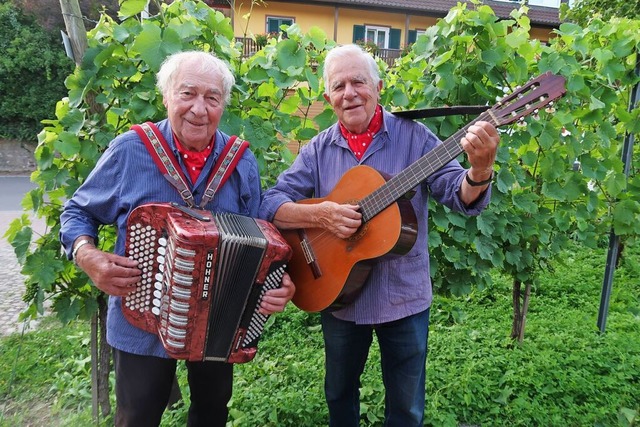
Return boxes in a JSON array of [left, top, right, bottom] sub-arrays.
[[339, 104, 383, 161], [174, 133, 215, 184]]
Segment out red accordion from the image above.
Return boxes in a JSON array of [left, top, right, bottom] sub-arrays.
[[122, 202, 291, 363]]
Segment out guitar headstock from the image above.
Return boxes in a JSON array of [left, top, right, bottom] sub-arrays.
[[490, 72, 567, 127]]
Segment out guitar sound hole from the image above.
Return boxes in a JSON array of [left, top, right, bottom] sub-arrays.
[[344, 198, 367, 244], [346, 221, 369, 243]]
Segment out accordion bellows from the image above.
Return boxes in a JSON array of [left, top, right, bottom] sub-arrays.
[[123, 202, 291, 363]]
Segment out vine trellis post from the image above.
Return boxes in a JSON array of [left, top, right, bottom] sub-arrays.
[[597, 53, 639, 333]]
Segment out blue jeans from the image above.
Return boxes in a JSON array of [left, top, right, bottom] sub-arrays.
[[321, 308, 430, 427]]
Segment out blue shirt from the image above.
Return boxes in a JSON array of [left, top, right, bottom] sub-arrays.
[[259, 108, 491, 324], [60, 119, 262, 357]]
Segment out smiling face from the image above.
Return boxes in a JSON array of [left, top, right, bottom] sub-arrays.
[[163, 59, 225, 151], [323, 54, 382, 134]]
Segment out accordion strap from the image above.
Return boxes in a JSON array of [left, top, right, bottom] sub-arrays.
[[131, 122, 249, 208], [200, 135, 249, 208], [132, 122, 195, 207]]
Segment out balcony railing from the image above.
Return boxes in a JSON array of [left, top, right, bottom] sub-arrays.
[[235, 37, 261, 57], [234, 37, 403, 67], [374, 48, 403, 67]]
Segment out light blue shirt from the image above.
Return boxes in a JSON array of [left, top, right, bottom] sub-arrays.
[[60, 119, 262, 357], [259, 108, 491, 324]]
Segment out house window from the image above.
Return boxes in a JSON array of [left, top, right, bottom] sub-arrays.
[[353, 25, 402, 49], [408, 29, 426, 44], [267, 16, 294, 35], [496, 0, 560, 6], [366, 25, 389, 49], [528, 0, 561, 7]]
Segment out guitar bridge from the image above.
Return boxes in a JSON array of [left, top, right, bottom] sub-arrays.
[[301, 239, 315, 264], [298, 230, 322, 279]]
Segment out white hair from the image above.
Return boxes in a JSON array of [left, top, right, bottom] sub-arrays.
[[156, 51, 235, 105], [323, 44, 381, 96]]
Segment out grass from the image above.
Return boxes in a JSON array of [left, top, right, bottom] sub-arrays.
[[0, 240, 638, 426]]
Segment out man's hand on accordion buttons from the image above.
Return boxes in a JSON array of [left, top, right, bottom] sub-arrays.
[[75, 245, 142, 297], [259, 272, 296, 315]]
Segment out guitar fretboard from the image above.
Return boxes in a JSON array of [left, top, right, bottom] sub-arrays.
[[360, 110, 494, 223]]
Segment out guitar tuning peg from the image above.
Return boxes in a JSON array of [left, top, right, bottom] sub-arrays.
[[545, 101, 555, 113], [533, 109, 540, 121]]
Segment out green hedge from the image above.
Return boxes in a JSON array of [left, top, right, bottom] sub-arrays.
[[0, 2, 74, 141]]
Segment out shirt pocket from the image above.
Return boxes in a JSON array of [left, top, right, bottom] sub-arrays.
[[385, 252, 430, 305]]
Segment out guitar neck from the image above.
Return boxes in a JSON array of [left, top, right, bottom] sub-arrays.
[[357, 72, 568, 223], [360, 110, 494, 222]]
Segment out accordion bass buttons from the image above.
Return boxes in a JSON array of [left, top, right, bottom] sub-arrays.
[[241, 264, 288, 347]]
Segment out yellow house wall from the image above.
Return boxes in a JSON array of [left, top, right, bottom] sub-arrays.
[[234, 2, 334, 39], [334, 9, 437, 46], [233, 1, 441, 47]]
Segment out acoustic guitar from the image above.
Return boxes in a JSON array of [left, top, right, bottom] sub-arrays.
[[282, 72, 567, 312]]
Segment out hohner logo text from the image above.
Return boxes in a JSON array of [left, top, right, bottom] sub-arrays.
[[202, 251, 214, 299]]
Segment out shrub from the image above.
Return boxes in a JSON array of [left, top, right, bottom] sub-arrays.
[[0, 2, 74, 141]]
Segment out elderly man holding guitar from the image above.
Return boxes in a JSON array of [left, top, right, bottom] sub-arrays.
[[260, 43, 564, 426]]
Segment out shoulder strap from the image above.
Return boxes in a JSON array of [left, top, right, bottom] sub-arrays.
[[131, 122, 196, 207], [199, 135, 250, 208]]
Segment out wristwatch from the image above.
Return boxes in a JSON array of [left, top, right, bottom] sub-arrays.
[[72, 238, 93, 265], [465, 171, 494, 187]]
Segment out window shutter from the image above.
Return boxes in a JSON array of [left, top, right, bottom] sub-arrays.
[[389, 28, 401, 49], [353, 25, 365, 43], [267, 19, 280, 33], [408, 30, 417, 44]]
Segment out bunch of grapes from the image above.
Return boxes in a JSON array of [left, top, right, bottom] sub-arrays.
[[23, 282, 40, 304]]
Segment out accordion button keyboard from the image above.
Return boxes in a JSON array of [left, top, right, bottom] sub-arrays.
[[174, 258, 195, 271], [167, 325, 187, 340], [169, 312, 188, 327], [172, 286, 191, 300], [171, 300, 189, 314], [166, 338, 184, 349], [176, 247, 196, 257], [173, 272, 193, 287]]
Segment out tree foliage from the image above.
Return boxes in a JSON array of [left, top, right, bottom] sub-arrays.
[[0, 1, 74, 141], [11, 0, 121, 31], [5, 0, 640, 339], [561, 0, 640, 25], [383, 5, 640, 299]]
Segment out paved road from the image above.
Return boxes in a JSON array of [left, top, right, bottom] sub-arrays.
[[1, 176, 37, 210], [0, 176, 46, 336]]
